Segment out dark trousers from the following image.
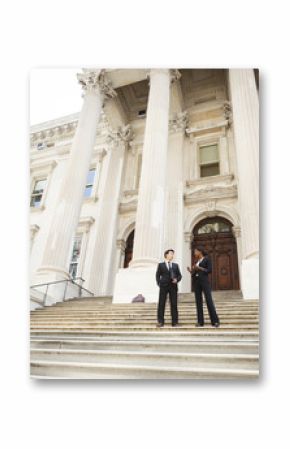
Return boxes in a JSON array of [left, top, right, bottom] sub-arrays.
[[157, 284, 178, 325], [194, 276, 219, 325]]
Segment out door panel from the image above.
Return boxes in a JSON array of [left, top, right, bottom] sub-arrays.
[[191, 225, 240, 291]]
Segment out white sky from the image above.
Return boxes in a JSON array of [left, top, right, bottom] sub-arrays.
[[30, 68, 83, 125]]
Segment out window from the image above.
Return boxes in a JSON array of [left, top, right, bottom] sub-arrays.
[[84, 168, 96, 198], [196, 219, 231, 235], [199, 144, 220, 177], [30, 178, 47, 208], [138, 109, 146, 118], [37, 142, 45, 151], [69, 235, 82, 279]]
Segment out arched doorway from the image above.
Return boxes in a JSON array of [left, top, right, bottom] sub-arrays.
[[123, 230, 134, 268], [191, 217, 240, 291]]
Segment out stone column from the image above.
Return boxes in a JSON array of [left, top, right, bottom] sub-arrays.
[[130, 69, 173, 266], [228, 69, 259, 299], [163, 111, 187, 290], [34, 69, 116, 298], [113, 69, 178, 303], [88, 124, 134, 296]]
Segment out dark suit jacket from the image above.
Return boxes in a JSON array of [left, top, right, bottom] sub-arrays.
[[192, 256, 212, 279], [156, 262, 182, 289]]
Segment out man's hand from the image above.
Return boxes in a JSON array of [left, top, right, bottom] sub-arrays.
[[172, 278, 177, 284]]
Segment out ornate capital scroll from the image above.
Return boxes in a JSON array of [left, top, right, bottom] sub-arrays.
[[170, 69, 181, 83], [107, 124, 134, 148], [77, 69, 117, 99]]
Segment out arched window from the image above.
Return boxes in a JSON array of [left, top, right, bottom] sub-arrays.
[[194, 217, 232, 236]]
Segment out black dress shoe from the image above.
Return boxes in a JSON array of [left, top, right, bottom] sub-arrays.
[[156, 322, 164, 328], [172, 323, 181, 327], [195, 323, 204, 327], [213, 323, 220, 328]]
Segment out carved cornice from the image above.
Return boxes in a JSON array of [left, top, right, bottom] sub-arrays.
[[77, 216, 95, 233], [185, 175, 237, 206], [30, 159, 57, 174], [77, 69, 117, 100], [184, 183, 238, 205], [186, 174, 234, 188], [119, 197, 138, 213]]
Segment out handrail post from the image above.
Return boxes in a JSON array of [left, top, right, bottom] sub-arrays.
[[63, 279, 69, 300], [44, 283, 49, 306]]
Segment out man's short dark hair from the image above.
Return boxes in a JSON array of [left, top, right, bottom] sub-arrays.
[[164, 248, 175, 257]]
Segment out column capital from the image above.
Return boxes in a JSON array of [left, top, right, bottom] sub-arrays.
[[107, 124, 134, 147], [77, 69, 117, 100], [146, 68, 181, 84], [170, 69, 181, 83], [169, 110, 188, 133]]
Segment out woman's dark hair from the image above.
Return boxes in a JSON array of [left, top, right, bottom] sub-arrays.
[[164, 248, 175, 257], [194, 246, 208, 256]]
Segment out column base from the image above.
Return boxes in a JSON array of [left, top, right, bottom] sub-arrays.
[[241, 258, 259, 300], [113, 265, 159, 303], [31, 266, 71, 306]]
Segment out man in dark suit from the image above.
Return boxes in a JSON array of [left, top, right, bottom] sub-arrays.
[[187, 246, 220, 327], [156, 249, 182, 327]]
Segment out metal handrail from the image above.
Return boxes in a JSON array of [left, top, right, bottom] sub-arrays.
[[30, 277, 94, 306]]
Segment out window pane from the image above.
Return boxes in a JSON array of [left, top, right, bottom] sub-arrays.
[[200, 144, 218, 164], [34, 179, 47, 192], [197, 220, 231, 234], [86, 169, 95, 185], [84, 186, 92, 197], [30, 195, 42, 208], [200, 163, 219, 177]]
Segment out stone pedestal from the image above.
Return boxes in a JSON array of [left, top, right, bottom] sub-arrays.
[[229, 69, 259, 299]]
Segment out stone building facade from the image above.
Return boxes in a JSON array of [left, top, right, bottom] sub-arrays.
[[30, 69, 259, 304]]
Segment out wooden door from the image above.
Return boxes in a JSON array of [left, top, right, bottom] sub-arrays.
[[123, 230, 134, 268], [191, 218, 240, 291]]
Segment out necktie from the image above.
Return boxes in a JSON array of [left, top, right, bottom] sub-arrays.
[[168, 262, 174, 279]]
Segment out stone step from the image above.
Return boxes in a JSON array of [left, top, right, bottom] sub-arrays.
[[30, 348, 259, 371], [30, 360, 258, 379], [30, 324, 259, 331], [30, 338, 259, 354], [30, 330, 259, 341], [32, 306, 259, 312]]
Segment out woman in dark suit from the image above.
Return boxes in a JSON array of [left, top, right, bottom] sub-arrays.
[[187, 246, 220, 327]]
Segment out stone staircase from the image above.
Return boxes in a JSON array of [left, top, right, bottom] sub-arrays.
[[30, 291, 259, 379]]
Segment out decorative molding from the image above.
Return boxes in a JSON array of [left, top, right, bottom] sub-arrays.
[[170, 69, 181, 83], [223, 100, 232, 127], [169, 111, 188, 132], [116, 238, 126, 252], [232, 225, 241, 238], [77, 69, 117, 100], [30, 224, 40, 239], [186, 174, 234, 188], [186, 120, 229, 136], [119, 197, 138, 214], [77, 216, 95, 233], [184, 183, 237, 205], [30, 159, 57, 174], [107, 124, 134, 147]]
